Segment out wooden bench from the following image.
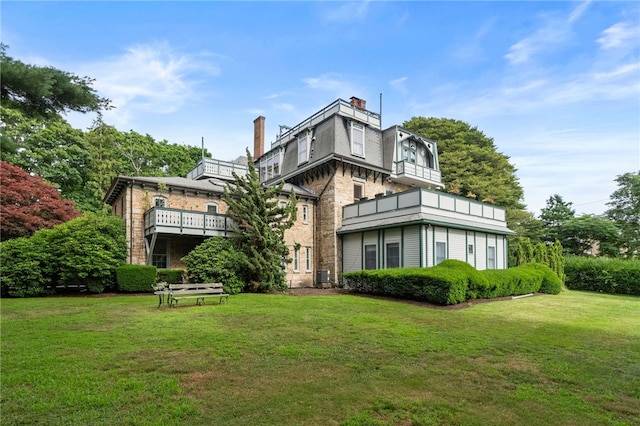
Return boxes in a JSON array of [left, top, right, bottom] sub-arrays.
[[167, 283, 229, 307]]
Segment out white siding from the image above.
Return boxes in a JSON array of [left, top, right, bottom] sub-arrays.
[[476, 233, 487, 270], [342, 234, 362, 272], [449, 228, 466, 262], [403, 225, 420, 267], [466, 232, 476, 268]]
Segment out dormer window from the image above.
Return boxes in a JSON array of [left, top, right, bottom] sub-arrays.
[[351, 122, 365, 157], [298, 132, 309, 165]]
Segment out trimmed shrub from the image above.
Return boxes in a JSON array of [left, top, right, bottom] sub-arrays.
[[479, 263, 562, 298], [344, 262, 472, 305], [116, 265, 157, 292], [181, 237, 246, 295], [157, 269, 184, 284], [565, 256, 640, 296]]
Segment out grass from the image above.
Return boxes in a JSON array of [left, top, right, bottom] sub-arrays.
[[1, 290, 639, 426]]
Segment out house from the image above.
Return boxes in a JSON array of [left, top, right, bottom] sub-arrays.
[[104, 97, 514, 287]]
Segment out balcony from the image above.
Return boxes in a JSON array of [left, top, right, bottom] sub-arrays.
[[393, 160, 443, 188], [340, 188, 513, 236], [144, 207, 235, 237], [186, 158, 248, 181]]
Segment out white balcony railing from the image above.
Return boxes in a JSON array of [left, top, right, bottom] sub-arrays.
[[144, 207, 235, 236], [394, 160, 442, 185], [186, 158, 248, 181]]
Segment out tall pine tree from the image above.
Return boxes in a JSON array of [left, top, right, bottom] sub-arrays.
[[223, 149, 297, 292]]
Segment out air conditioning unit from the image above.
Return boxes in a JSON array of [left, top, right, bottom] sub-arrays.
[[315, 270, 331, 288]]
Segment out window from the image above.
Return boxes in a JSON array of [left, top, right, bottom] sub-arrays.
[[152, 240, 168, 269], [298, 133, 309, 164], [487, 246, 496, 269], [468, 244, 474, 255], [207, 203, 218, 214], [401, 141, 416, 164], [306, 247, 311, 271], [302, 205, 308, 223], [386, 243, 400, 268], [154, 196, 167, 208], [353, 183, 363, 201], [351, 122, 365, 157], [364, 244, 377, 270], [294, 248, 300, 271], [435, 242, 447, 265]]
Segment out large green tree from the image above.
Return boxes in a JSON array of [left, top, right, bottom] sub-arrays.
[[223, 149, 297, 292], [606, 171, 640, 258], [559, 214, 620, 257], [0, 44, 110, 120], [403, 117, 524, 211], [539, 194, 575, 244]]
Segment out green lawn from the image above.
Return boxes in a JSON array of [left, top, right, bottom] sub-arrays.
[[1, 290, 639, 426]]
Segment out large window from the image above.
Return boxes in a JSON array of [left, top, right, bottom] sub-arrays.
[[306, 247, 311, 271], [386, 242, 400, 268], [351, 122, 364, 157], [435, 242, 447, 265], [364, 244, 377, 270], [298, 133, 309, 164], [294, 248, 300, 271], [487, 246, 496, 269]]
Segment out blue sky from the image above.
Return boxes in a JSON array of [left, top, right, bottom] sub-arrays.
[[3, 1, 639, 216]]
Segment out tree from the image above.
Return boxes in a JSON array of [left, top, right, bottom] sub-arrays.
[[558, 214, 619, 257], [0, 44, 110, 120], [540, 194, 575, 244], [606, 171, 640, 258], [403, 117, 524, 211], [181, 237, 246, 295], [223, 149, 297, 292], [0, 161, 81, 240]]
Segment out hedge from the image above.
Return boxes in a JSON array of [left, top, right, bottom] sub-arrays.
[[116, 265, 157, 293], [565, 256, 640, 296], [157, 269, 184, 284], [343, 260, 563, 306]]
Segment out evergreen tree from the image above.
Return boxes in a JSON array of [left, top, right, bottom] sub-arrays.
[[606, 171, 640, 258], [223, 149, 297, 292], [540, 194, 575, 244]]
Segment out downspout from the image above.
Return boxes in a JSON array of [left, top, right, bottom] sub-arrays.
[[129, 181, 134, 264]]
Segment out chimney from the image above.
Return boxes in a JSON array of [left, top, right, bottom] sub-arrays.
[[253, 116, 265, 159], [350, 96, 366, 110]]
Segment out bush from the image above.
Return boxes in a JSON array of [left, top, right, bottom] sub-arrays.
[[344, 262, 473, 305], [344, 261, 563, 305], [157, 269, 184, 284], [181, 237, 246, 295], [479, 263, 562, 298], [0, 232, 53, 297], [47, 213, 127, 293], [565, 256, 640, 296], [116, 265, 157, 292]]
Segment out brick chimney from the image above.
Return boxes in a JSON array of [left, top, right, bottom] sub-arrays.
[[350, 96, 366, 110], [253, 116, 265, 159]]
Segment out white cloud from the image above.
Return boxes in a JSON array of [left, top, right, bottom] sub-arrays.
[[322, 1, 371, 23], [504, 23, 570, 65], [568, 0, 592, 24], [389, 77, 408, 94], [77, 42, 220, 127], [597, 22, 639, 50], [302, 73, 362, 99]]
